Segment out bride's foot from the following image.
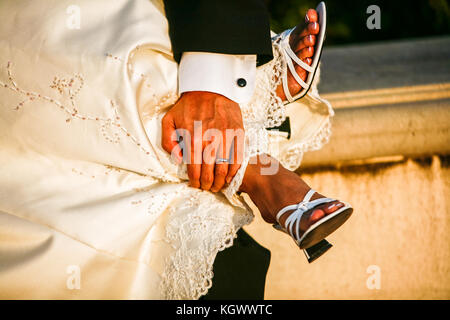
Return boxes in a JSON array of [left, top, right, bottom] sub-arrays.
[[275, 9, 320, 101], [239, 154, 345, 238]]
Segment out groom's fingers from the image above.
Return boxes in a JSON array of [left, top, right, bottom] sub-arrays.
[[162, 92, 245, 190], [200, 138, 218, 191], [211, 134, 230, 192], [161, 113, 182, 163], [187, 163, 201, 188], [211, 162, 228, 192], [187, 125, 202, 188], [226, 134, 244, 185]]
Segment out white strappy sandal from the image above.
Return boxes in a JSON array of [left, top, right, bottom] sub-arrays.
[[272, 2, 327, 104], [273, 189, 353, 262]]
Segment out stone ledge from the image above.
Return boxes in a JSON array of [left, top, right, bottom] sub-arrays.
[[300, 37, 450, 168]]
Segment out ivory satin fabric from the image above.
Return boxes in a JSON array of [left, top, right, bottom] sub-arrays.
[[0, 0, 333, 299]]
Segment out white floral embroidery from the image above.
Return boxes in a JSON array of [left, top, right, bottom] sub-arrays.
[[0, 61, 180, 183]]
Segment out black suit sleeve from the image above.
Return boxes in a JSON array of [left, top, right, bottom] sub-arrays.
[[162, 0, 273, 66]]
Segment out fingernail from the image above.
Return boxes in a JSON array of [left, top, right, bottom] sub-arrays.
[[311, 22, 318, 29], [307, 35, 314, 42], [305, 14, 310, 23]]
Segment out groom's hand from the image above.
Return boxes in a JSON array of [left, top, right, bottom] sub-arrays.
[[161, 91, 244, 192]]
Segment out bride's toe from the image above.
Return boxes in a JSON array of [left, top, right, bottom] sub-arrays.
[[306, 8, 318, 23], [323, 201, 345, 214], [298, 46, 315, 59], [303, 34, 316, 48], [310, 208, 326, 223], [308, 201, 345, 226]]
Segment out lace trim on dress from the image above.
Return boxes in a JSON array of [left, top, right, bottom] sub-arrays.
[[160, 190, 253, 299], [279, 119, 332, 170]]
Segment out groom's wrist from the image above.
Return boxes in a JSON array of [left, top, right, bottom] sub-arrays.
[[178, 52, 256, 104]]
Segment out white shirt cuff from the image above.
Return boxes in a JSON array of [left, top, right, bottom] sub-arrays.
[[178, 52, 256, 104]]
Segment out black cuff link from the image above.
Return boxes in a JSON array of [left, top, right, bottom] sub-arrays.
[[236, 78, 247, 87]]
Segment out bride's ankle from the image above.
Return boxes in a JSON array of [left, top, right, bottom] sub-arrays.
[[242, 165, 318, 222], [239, 162, 267, 194], [239, 154, 273, 194]]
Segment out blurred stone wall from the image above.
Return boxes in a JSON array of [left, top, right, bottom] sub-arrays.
[[244, 156, 450, 299]]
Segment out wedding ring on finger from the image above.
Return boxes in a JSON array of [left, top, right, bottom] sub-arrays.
[[216, 158, 229, 164]]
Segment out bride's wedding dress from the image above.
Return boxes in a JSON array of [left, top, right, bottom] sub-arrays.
[[0, 0, 333, 299]]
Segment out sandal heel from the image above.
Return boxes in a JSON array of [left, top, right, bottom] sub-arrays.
[[274, 223, 332, 263], [303, 239, 332, 263]]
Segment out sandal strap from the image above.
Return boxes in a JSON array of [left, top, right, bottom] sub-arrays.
[[276, 188, 317, 220], [303, 188, 316, 202], [277, 27, 315, 102], [282, 61, 294, 102], [281, 34, 314, 73], [284, 50, 308, 92], [276, 189, 336, 243]]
